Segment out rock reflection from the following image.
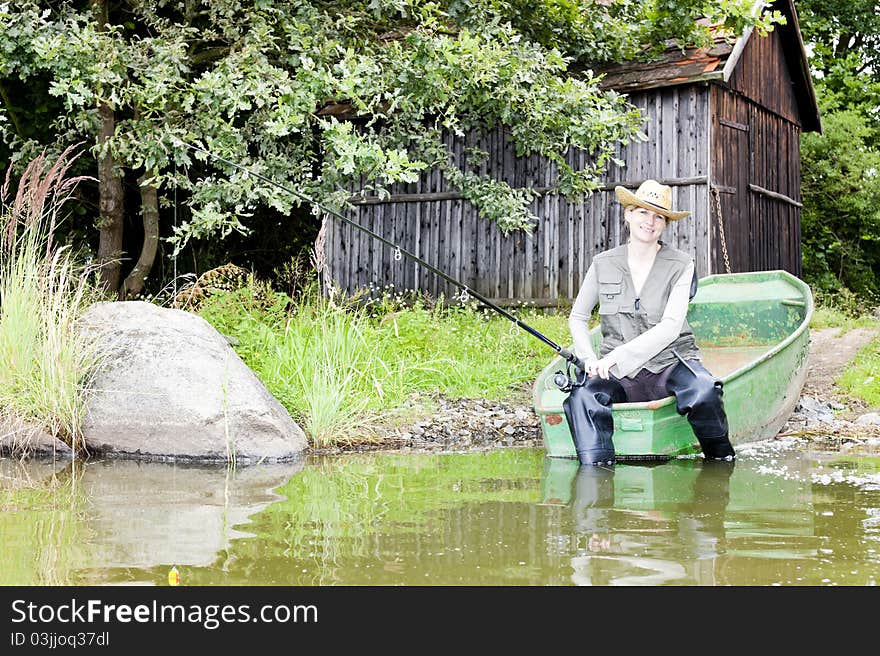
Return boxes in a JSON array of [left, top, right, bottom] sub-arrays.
[[78, 459, 305, 572], [0, 457, 304, 582]]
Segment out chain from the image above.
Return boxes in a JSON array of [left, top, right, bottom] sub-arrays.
[[711, 186, 732, 274]]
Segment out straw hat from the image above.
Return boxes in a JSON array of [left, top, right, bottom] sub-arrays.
[[614, 180, 690, 221]]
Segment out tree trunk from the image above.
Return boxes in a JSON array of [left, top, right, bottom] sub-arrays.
[[122, 172, 160, 299], [96, 101, 124, 296], [91, 0, 124, 296]]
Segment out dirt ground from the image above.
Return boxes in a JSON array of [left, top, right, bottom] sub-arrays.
[[803, 326, 879, 417]]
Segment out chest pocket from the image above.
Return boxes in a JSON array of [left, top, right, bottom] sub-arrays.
[[597, 272, 627, 315]]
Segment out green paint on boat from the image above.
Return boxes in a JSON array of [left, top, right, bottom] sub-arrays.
[[533, 270, 813, 458]]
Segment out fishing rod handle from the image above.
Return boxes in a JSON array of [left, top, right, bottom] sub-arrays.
[[557, 348, 585, 371]]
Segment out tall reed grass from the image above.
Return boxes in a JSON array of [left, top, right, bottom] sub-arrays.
[[0, 147, 102, 452]]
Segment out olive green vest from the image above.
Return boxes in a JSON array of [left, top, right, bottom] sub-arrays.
[[593, 242, 701, 375]]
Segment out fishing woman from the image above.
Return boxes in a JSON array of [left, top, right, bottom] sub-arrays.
[[567, 180, 735, 466]]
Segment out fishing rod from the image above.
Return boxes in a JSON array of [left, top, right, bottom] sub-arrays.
[[174, 139, 585, 371]]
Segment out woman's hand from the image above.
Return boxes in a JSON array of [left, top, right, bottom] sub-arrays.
[[586, 356, 617, 380]]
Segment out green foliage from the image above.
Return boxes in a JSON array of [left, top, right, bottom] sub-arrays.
[[1, 0, 784, 259], [798, 1, 880, 305], [810, 294, 879, 332], [196, 280, 570, 447], [454, 1, 783, 66], [800, 85, 880, 302], [797, 0, 880, 91]]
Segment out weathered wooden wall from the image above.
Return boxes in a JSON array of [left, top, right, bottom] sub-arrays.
[[711, 27, 803, 277], [325, 85, 713, 304]]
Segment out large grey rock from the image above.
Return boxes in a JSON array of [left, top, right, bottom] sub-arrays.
[[78, 301, 308, 463]]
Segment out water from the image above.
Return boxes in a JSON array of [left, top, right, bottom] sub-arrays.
[[2, 442, 879, 586]]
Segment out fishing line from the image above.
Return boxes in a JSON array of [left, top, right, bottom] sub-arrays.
[[173, 139, 584, 370]]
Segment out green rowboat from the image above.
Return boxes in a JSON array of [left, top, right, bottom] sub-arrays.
[[533, 270, 814, 459]]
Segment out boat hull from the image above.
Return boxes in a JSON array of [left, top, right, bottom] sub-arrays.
[[533, 271, 813, 459]]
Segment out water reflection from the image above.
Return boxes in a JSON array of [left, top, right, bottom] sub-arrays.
[[0, 457, 304, 585], [555, 461, 737, 585], [2, 448, 880, 585], [542, 454, 827, 585]]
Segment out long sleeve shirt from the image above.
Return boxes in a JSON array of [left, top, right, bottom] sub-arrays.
[[568, 260, 695, 379]]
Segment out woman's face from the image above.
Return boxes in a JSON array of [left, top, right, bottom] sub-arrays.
[[624, 205, 667, 245]]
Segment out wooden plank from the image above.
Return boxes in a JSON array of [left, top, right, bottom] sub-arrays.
[[576, 146, 587, 291], [390, 179, 402, 292], [493, 130, 505, 298], [433, 160, 444, 298], [749, 104, 760, 270], [503, 131, 516, 299], [544, 156, 555, 299], [373, 197, 383, 292], [411, 200, 421, 292], [719, 118, 749, 131], [749, 184, 804, 208], [631, 92, 647, 181], [565, 184, 574, 298], [523, 140, 534, 298], [352, 175, 711, 205]]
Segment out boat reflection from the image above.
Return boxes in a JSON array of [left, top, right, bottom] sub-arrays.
[[541, 456, 814, 585]]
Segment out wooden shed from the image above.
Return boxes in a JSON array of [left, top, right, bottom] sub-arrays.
[[324, 0, 821, 305]]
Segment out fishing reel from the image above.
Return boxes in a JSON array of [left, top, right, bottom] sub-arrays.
[[553, 359, 586, 393], [553, 370, 572, 392]]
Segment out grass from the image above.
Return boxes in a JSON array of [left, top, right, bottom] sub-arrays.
[[810, 305, 879, 333], [0, 148, 102, 452], [837, 338, 880, 407], [197, 281, 571, 448], [809, 294, 880, 408]]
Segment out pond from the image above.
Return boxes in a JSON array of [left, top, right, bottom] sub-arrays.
[[2, 440, 879, 586]]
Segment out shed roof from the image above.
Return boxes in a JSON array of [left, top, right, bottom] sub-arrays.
[[594, 0, 821, 132]]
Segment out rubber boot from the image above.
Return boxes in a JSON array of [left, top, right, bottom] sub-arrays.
[[665, 359, 735, 460], [563, 374, 626, 466]]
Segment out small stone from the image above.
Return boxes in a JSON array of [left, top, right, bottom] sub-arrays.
[[503, 425, 516, 435]]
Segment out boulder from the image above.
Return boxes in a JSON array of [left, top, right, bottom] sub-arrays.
[[78, 301, 308, 463]]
